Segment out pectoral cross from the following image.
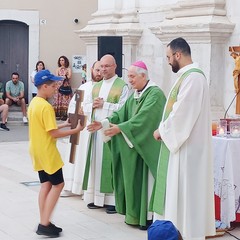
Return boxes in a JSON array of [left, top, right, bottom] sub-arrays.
[[68, 90, 87, 163]]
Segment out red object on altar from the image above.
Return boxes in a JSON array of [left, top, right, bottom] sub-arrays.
[[215, 195, 240, 222], [215, 195, 221, 220]]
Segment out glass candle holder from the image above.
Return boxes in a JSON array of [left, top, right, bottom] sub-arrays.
[[230, 121, 240, 138], [212, 120, 218, 136], [217, 119, 227, 137]]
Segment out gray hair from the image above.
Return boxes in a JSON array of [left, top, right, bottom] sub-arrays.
[[134, 66, 149, 80]]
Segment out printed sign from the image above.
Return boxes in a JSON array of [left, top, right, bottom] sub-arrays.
[[72, 55, 86, 73]]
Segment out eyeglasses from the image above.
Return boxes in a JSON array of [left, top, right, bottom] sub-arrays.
[[166, 52, 177, 60], [100, 64, 114, 69]]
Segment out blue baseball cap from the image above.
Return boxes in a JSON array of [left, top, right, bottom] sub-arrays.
[[34, 70, 63, 87], [148, 220, 179, 240]]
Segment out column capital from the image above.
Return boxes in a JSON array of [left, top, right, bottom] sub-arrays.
[[151, 0, 235, 44], [75, 9, 143, 45]]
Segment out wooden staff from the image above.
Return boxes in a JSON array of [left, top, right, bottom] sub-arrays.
[[68, 89, 87, 163]]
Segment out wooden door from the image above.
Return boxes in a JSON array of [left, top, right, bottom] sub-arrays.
[[0, 20, 29, 103]]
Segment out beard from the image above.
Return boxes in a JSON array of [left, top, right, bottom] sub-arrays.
[[92, 74, 102, 82], [171, 59, 180, 73]]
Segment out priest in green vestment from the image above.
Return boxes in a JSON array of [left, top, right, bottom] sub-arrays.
[[82, 55, 129, 214], [87, 61, 166, 229]]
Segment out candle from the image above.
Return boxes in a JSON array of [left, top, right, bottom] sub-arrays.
[[218, 127, 225, 136], [212, 121, 218, 136], [231, 128, 240, 137]]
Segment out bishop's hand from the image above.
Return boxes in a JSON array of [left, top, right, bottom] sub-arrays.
[[87, 121, 102, 133], [104, 123, 120, 137]]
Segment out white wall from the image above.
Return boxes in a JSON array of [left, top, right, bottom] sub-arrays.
[[79, 0, 240, 119], [0, 0, 98, 96]]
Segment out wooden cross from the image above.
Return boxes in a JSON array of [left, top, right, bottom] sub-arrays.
[[68, 89, 87, 163], [229, 46, 240, 114]]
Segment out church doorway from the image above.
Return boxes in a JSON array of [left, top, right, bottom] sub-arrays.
[[0, 20, 29, 103]]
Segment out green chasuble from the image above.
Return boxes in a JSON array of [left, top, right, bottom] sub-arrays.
[[82, 77, 126, 193], [108, 85, 166, 227]]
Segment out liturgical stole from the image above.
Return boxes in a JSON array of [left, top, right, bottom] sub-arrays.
[[152, 68, 204, 214], [82, 78, 126, 192]]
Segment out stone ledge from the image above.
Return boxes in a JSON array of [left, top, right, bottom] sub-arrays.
[[0, 105, 25, 123]]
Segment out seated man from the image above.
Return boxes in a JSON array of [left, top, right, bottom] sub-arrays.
[[5, 72, 28, 124], [0, 80, 4, 105], [0, 81, 9, 131]]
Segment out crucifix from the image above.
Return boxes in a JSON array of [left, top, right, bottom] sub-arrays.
[[68, 89, 87, 163], [229, 46, 240, 114]]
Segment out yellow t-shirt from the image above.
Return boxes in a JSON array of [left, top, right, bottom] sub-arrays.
[[28, 97, 64, 174]]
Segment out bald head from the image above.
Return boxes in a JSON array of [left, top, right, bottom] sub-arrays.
[[100, 54, 117, 80], [100, 54, 116, 65]]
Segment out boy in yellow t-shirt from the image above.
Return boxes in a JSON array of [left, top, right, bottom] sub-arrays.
[[28, 70, 84, 238]]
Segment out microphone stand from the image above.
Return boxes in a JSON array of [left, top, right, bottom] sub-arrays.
[[224, 90, 240, 119]]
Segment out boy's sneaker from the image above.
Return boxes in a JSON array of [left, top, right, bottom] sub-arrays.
[[49, 222, 62, 233], [0, 123, 10, 131], [36, 223, 60, 238], [23, 116, 28, 124]]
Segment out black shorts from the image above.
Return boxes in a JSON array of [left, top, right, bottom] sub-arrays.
[[38, 168, 64, 185]]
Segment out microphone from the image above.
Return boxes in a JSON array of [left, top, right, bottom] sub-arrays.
[[224, 90, 240, 119]]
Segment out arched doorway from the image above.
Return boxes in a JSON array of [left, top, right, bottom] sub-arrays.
[[0, 20, 29, 103]]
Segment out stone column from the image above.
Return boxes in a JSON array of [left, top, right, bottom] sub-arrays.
[[75, 0, 143, 83], [151, 0, 235, 119]]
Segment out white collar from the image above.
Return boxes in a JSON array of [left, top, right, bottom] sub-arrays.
[[133, 80, 157, 99], [177, 62, 199, 77], [103, 74, 118, 83]]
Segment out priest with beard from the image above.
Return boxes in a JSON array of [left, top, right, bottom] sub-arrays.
[[61, 61, 103, 196], [152, 37, 216, 239]]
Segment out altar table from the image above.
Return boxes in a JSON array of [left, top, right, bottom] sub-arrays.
[[213, 136, 240, 226]]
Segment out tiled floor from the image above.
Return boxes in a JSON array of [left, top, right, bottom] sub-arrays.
[[0, 139, 240, 239]]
